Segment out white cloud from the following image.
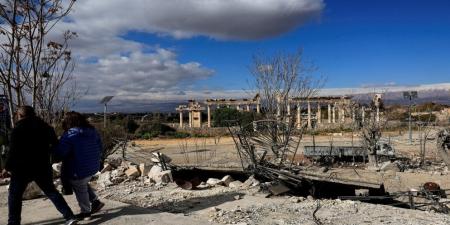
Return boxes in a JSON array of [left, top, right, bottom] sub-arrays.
[[49, 0, 325, 111]]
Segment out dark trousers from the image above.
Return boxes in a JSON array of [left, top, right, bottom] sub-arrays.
[[8, 170, 74, 225]]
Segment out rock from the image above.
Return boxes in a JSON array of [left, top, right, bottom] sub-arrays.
[[221, 175, 234, 186], [243, 175, 260, 188], [139, 163, 151, 177], [151, 152, 172, 164], [355, 189, 370, 196], [153, 170, 173, 184], [206, 178, 224, 186], [290, 196, 303, 203], [107, 157, 122, 168], [267, 183, 290, 196], [234, 195, 241, 200], [23, 182, 43, 200], [148, 165, 163, 178], [98, 171, 113, 188], [101, 163, 113, 173], [210, 207, 221, 212], [228, 180, 243, 188], [125, 165, 141, 178], [307, 195, 314, 201]]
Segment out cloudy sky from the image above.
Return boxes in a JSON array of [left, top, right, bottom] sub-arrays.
[[59, 0, 450, 112]]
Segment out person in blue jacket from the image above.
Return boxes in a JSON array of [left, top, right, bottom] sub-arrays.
[[55, 112, 105, 220]]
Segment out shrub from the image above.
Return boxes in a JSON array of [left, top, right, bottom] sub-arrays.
[[135, 121, 175, 138]]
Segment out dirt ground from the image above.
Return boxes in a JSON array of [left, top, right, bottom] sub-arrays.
[[129, 130, 442, 169]]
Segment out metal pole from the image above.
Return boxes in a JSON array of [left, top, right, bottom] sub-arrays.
[[408, 98, 412, 144], [104, 103, 107, 128]]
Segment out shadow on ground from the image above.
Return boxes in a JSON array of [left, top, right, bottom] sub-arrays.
[[25, 191, 244, 225]]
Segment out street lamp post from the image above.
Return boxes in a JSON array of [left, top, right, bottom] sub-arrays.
[[403, 91, 418, 144], [100, 96, 114, 128]]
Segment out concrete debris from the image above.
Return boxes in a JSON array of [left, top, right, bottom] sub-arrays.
[[151, 152, 172, 164], [234, 195, 241, 200], [228, 180, 243, 188], [221, 175, 234, 186], [101, 163, 113, 173], [355, 189, 370, 196], [206, 178, 224, 186], [148, 165, 163, 178], [23, 182, 43, 200], [106, 157, 122, 168], [267, 183, 290, 196], [139, 163, 151, 177], [243, 175, 260, 188], [98, 171, 113, 188], [153, 170, 173, 184], [125, 165, 141, 177]]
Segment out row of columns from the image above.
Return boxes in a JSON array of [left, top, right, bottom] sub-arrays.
[[290, 101, 352, 129]]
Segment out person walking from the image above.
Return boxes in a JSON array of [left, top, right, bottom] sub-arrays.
[[1, 106, 77, 225], [55, 112, 104, 220]]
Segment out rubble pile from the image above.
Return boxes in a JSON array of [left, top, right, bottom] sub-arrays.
[[208, 198, 450, 225]]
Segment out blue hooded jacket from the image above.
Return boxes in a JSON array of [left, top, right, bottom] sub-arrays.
[[55, 127, 102, 179]]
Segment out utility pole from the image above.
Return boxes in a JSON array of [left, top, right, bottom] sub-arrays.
[[100, 96, 114, 128], [403, 91, 418, 144]]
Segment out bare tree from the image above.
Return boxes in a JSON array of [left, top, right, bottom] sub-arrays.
[[249, 49, 324, 120], [0, 0, 76, 126], [360, 103, 387, 166]]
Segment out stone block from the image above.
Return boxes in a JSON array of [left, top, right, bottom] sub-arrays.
[[125, 165, 140, 177], [206, 178, 224, 186], [221, 175, 234, 186]]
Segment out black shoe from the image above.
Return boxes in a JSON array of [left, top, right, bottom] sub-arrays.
[[75, 213, 92, 221], [91, 200, 105, 214], [65, 218, 78, 225]]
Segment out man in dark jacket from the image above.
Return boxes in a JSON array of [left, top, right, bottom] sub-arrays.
[[1, 106, 77, 225]]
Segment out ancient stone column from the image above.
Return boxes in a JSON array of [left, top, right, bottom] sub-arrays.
[[246, 105, 250, 112], [207, 105, 211, 128], [188, 111, 192, 128], [328, 104, 332, 123], [317, 103, 321, 124], [256, 103, 261, 114], [341, 105, 345, 123], [307, 101, 312, 129], [179, 111, 183, 128], [352, 107, 356, 123], [332, 103, 336, 124], [236, 105, 240, 111], [362, 106, 365, 123], [297, 103, 301, 129]]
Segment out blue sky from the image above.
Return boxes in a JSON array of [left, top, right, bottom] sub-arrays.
[[122, 0, 450, 90], [61, 0, 450, 111]]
